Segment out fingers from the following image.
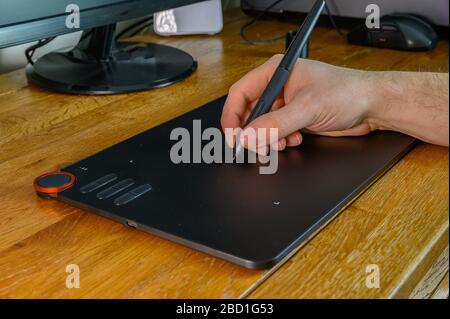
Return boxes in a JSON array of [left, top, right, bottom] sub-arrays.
[[271, 138, 287, 151], [286, 131, 303, 147], [223, 96, 284, 148], [271, 132, 303, 152], [240, 94, 314, 148], [221, 55, 283, 133], [242, 96, 285, 126]]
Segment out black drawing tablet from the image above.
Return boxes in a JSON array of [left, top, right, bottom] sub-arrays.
[[46, 96, 415, 269]]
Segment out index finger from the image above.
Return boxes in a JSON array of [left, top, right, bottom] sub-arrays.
[[220, 54, 283, 131]]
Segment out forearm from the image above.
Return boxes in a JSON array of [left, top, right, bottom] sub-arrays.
[[367, 71, 449, 146]]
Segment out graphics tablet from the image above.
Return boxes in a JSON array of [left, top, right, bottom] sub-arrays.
[[34, 96, 416, 269]]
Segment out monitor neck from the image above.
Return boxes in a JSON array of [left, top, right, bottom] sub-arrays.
[[84, 24, 116, 61]]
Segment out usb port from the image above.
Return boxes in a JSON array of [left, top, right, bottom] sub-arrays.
[[125, 220, 137, 228]]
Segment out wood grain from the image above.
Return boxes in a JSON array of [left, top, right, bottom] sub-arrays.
[[409, 246, 448, 299], [431, 273, 449, 299], [0, 9, 448, 298]]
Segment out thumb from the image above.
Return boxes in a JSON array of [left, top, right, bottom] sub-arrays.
[[241, 95, 314, 147]]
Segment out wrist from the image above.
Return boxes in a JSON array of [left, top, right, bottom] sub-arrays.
[[363, 71, 404, 132], [350, 70, 448, 146]]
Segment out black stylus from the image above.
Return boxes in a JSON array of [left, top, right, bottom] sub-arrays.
[[233, 0, 326, 158]]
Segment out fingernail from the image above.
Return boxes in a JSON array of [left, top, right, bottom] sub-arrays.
[[277, 141, 283, 150], [271, 141, 281, 151]]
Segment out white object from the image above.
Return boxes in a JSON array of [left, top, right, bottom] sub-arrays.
[[0, 19, 150, 75], [154, 0, 223, 36], [0, 31, 82, 74]]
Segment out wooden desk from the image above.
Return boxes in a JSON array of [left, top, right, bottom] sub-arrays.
[[0, 10, 448, 298]]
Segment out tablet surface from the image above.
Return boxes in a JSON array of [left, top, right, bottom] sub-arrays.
[[54, 96, 416, 269]]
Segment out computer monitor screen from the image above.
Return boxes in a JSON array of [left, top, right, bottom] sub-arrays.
[[0, 0, 202, 49], [0, 0, 199, 48]]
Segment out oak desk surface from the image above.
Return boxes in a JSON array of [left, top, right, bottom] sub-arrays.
[[0, 10, 448, 299]]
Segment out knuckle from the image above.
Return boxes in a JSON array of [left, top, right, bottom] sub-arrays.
[[270, 54, 284, 62], [267, 54, 284, 66], [228, 82, 239, 95]]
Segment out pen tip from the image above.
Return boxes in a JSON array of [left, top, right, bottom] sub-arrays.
[[233, 143, 243, 161]]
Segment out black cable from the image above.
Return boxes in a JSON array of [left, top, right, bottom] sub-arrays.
[[240, 0, 346, 45], [127, 21, 154, 38], [79, 29, 93, 42], [79, 18, 153, 46], [324, 1, 346, 38], [25, 37, 56, 65], [25, 18, 154, 66], [240, 0, 287, 45], [115, 16, 153, 40]]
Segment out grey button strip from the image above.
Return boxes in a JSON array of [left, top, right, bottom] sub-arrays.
[[79, 173, 118, 194], [114, 184, 152, 206], [96, 178, 135, 199]]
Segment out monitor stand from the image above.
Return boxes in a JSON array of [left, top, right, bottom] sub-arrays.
[[26, 24, 197, 95]]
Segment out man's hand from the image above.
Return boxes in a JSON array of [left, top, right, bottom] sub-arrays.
[[221, 55, 449, 149]]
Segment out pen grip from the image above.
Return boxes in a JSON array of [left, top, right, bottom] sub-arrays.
[[244, 67, 290, 126]]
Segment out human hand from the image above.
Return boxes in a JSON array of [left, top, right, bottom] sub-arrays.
[[221, 55, 379, 151]]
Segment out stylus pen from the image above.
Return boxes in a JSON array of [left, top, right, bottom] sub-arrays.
[[233, 0, 326, 159]]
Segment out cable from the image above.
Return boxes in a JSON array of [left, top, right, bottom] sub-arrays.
[[324, 1, 346, 38], [240, 0, 287, 45], [240, 0, 346, 45], [25, 37, 56, 65], [79, 29, 93, 42], [126, 21, 154, 38], [115, 16, 153, 40], [25, 17, 154, 66]]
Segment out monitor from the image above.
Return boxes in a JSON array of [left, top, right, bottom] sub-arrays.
[[0, 0, 204, 94]]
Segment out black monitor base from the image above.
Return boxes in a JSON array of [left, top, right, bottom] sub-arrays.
[[26, 24, 197, 95]]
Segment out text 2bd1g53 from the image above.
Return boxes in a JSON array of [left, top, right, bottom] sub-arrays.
[[220, 303, 274, 315]]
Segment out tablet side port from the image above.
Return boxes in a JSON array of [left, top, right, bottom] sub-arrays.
[[125, 220, 138, 229]]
